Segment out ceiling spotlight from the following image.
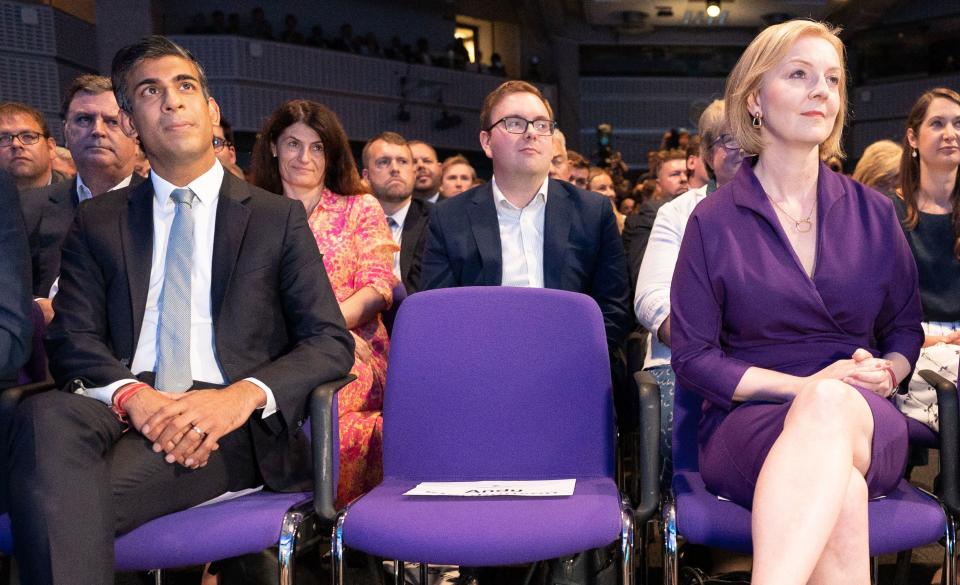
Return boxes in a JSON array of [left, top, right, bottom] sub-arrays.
[[706, 0, 721, 18]]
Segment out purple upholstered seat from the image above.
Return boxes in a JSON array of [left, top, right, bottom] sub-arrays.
[[664, 381, 952, 583], [334, 287, 634, 577], [905, 416, 939, 448], [1, 493, 311, 571]]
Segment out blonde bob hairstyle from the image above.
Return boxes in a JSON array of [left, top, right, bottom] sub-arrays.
[[851, 139, 902, 194], [725, 19, 847, 159]]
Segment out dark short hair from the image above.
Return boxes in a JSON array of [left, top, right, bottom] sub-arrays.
[[363, 132, 411, 169], [219, 117, 235, 143], [0, 102, 50, 136], [250, 99, 364, 196], [111, 35, 211, 113], [566, 150, 589, 171], [61, 74, 113, 118]]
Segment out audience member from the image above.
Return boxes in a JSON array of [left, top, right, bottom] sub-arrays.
[[0, 102, 61, 190], [279, 14, 304, 44], [618, 196, 636, 216], [421, 80, 631, 353], [566, 149, 589, 188], [671, 21, 921, 584], [362, 131, 431, 295], [622, 148, 689, 288], [892, 88, 960, 432], [330, 23, 356, 52], [207, 10, 226, 34], [4, 36, 354, 584], [587, 166, 624, 232], [489, 53, 507, 76], [634, 98, 744, 476], [251, 99, 398, 505], [548, 128, 569, 181], [21, 74, 141, 307], [307, 25, 328, 48], [52, 146, 77, 179], [685, 135, 710, 189], [851, 139, 902, 196], [410, 139, 442, 203], [244, 6, 274, 40], [439, 154, 477, 199], [132, 144, 150, 178], [213, 117, 244, 179]]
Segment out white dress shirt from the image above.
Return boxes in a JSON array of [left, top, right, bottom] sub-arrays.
[[76, 173, 133, 204], [426, 192, 440, 205], [82, 162, 276, 417], [385, 199, 411, 281], [47, 174, 134, 298], [492, 176, 548, 288], [634, 184, 709, 369]]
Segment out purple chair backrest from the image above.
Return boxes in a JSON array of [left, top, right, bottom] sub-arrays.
[[383, 287, 614, 480], [671, 382, 702, 473]]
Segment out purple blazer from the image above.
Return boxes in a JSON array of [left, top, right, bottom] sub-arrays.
[[670, 160, 924, 450]]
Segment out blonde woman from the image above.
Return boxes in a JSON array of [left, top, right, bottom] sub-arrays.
[[852, 139, 903, 195]]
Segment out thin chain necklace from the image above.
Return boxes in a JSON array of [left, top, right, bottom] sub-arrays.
[[768, 196, 816, 233]]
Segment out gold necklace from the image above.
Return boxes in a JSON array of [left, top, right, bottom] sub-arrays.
[[768, 196, 816, 233]]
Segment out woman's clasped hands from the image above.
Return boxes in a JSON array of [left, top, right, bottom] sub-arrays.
[[811, 348, 898, 398]]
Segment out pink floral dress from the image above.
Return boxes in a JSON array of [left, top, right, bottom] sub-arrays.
[[305, 190, 399, 505]]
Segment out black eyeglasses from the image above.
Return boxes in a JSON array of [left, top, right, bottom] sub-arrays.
[[710, 134, 742, 152], [0, 131, 45, 147], [486, 116, 557, 136], [212, 137, 234, 152]]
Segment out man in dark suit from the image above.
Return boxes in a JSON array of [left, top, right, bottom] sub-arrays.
[[421, 80, 630, 353], [621, 149, 689, 291], [21, 74, 141, 303], [4, 36, 354, 584], [363, 132, 432, 294]]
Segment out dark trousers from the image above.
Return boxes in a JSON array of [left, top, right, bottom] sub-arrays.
[[5, 389, 261, 585]]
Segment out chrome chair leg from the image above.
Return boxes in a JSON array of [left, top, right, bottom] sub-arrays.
[[419, 562, 428, 584], [152, 569, 162, 585], [870, 556, 879, 585], [945, 514, 957, 585], [395, 560, 405, 585], [278, 500, 312, 585], [332, 510, 348, 585], [662, 500, 677, 585], [621, 495, 637, 585]]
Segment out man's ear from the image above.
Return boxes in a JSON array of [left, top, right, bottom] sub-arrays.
[[479, 130, 493, 159], [119, 108, 139, 141], [208, 97, 221, 127]]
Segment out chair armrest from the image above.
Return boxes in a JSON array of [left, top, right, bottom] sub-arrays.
[[633, 370, 660, 524], [0, 379, 57, 418], [311, 375, 356, 524], [918, 370, 960, 515]]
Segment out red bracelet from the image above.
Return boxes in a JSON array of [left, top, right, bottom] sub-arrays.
[[111, 382, 149, 422], [882, 365, 898, 395]]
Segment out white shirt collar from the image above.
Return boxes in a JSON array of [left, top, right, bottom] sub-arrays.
[[387, 198, 412, 228], [76, 173, 134, 203], [150, 160, 225, 208], [491, 176, 549, 210]]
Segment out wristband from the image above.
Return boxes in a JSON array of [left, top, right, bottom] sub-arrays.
[[881, 365, 898, 396], [111, 382, 149, 422]]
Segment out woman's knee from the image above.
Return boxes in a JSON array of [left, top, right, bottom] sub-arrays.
[[787, 380, 873, 441]]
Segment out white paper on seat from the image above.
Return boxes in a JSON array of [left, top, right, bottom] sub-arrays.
[[403, 479, 575, 497], [192, 485, 265, 508]]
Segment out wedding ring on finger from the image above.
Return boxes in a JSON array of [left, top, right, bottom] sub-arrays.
[[191, 424, 206, 439]]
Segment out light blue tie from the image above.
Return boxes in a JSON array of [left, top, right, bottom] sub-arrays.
[[155, 187, 195, 392]]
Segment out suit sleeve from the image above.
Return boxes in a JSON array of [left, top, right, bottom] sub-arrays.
[[592, 199, 632, 351], [244, 201, 355, 421], [0, 173, 33, 388], [420, 205, 458, 290]]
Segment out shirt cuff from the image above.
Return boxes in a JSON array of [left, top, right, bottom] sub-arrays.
[[244, 377, 277, 419], [81, 378, 139, 405]]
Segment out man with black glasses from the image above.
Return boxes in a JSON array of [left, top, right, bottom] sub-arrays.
[[421, 80, 630, 353], [213, 117, 244, 179], [0, 102, 62, 191]]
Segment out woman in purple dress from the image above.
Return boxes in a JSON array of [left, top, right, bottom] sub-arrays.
[[671, 20, 923, 585]]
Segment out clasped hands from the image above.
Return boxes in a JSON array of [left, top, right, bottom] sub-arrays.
[[124, 381, 266, 469], [812, 348, 897, 398]]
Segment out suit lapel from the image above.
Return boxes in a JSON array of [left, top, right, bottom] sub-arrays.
[[121, 180, 155, 347], [467, 184, 502, 284], [542, 181, 572, 290], [210, 174, 251, 323]]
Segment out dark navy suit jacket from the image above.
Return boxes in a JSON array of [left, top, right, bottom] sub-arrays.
[[421, 178, 631, 350]]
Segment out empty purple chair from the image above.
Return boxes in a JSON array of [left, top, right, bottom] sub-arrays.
[[332, 287, 638, 584], [663, 379, 958, 585], [0, 376, 349, 584]]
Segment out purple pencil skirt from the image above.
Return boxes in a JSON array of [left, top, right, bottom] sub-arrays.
[[699, 387, 909, 509]]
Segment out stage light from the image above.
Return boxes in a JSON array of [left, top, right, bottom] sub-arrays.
[[706, 0, 721, 18]]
